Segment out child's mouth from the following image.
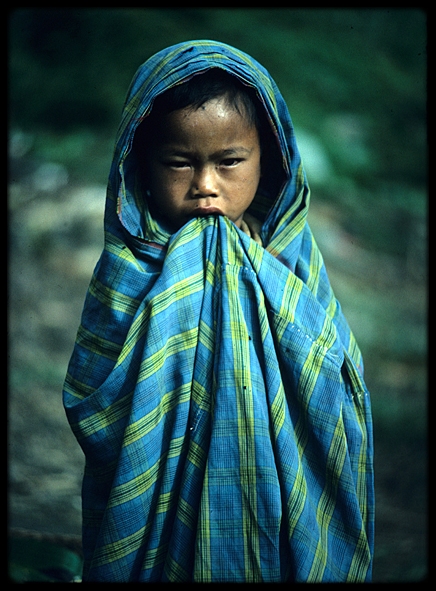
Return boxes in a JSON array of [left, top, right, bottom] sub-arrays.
[[193, 206, 224, 216]]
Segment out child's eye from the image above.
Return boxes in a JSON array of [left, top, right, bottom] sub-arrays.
[[221, 158, 242, 167], [167, 161, 190, 169]]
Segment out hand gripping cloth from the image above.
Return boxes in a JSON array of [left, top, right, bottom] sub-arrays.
[[63, 40, 374, 582]]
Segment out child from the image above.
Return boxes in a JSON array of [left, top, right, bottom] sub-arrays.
[[63, 40, 374, 583]]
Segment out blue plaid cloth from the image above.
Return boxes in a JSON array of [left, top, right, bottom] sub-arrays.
[[63, 40, 374, 582]]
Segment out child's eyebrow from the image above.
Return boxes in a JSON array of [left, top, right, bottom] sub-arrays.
[[219, 147, 253, 157], [159, 146, 253, 158]]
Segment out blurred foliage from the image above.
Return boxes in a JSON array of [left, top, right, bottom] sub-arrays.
[[9, 8, 427, 254], [8, 6, 427, 370], [9, 535, 83, 582], [8, 9, 428, 581], [9, 11, 427, 357]]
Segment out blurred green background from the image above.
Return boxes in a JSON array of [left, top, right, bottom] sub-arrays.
[[8, 8, 427, 582]]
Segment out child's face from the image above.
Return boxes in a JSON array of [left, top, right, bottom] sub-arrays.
[[143, 96, 261, 231]]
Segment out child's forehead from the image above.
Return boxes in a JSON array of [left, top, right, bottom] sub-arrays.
[[153, 93, 257, 132], [134, 70, 269, 156], [182, 95, 251, 119], [164, 99, 257, 136]]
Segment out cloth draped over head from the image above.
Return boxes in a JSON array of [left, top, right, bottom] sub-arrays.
[[63, 40, 374, 582]]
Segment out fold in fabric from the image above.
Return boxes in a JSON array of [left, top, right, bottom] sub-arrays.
[[63, 40, 374, 582]]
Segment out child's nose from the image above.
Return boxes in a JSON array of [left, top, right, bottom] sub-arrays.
[[192, 166, 219, 197]]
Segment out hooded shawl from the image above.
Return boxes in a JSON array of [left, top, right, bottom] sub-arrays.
[[63, 40, 374, 582]]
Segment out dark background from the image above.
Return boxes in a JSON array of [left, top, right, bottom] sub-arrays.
[[9, 8, 427, 582]]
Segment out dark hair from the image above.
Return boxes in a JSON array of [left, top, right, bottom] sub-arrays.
[[135, 68, 267, 151], [149, 69, 261, 131]]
